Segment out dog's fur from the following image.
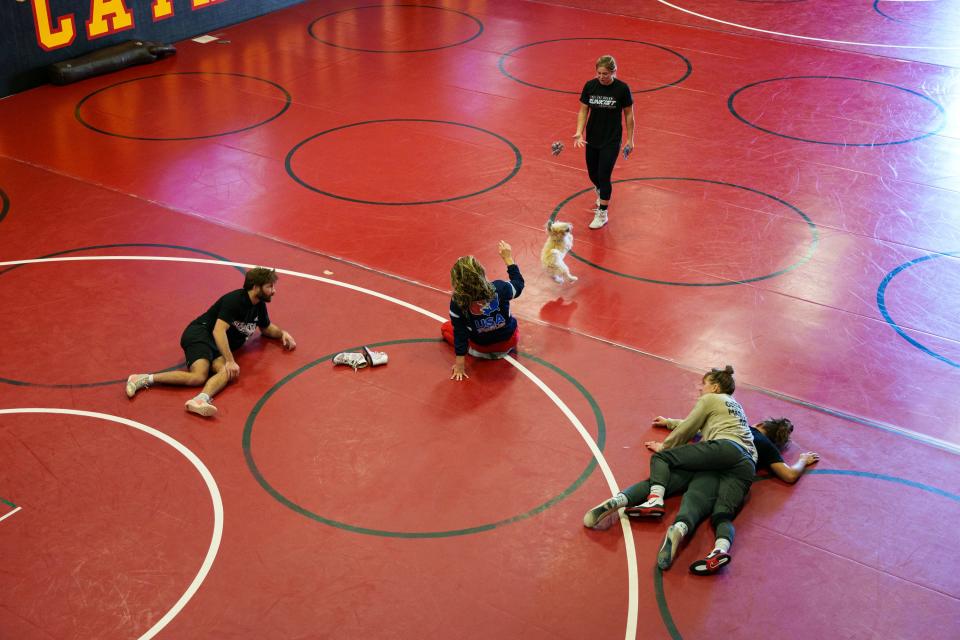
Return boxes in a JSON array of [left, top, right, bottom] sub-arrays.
[[541, 221, 577, 283]]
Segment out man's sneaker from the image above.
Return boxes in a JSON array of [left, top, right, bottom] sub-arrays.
[[657, 524, 686, 570], [362, 346, 388, 367], [125, 374, 151, 398], [185, 397, 218, 417], [333, 351, 368, 371], [689, 551, 731, 576], [627, 493, 664, 517], [583, 497, 620, 530], [589, 208, 608, 229]]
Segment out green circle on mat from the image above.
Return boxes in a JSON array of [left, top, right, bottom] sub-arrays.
[[243, 338, 606, 538]]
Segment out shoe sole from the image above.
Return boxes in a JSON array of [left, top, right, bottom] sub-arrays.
[[624, 506, 664, 518], [657, 539, 675, 570], [186, 403, 218, 417], [657, 526, 683, 570], [689, 553, 731, 575], [583, 507, 617, 530]]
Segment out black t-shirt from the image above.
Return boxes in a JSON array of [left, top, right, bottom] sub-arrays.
[[188, 289, 271, 351], [579, 78, 633, 148], [751, 427, 784, 471]]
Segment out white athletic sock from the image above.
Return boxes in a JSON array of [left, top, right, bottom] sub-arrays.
[[711, 538, 731, 555], [673, 521, 689, 537], [147, 374, 154, 384], [197, 393, 212, 403], [613, 493, 628, 508], [650, 485, 665, 499]]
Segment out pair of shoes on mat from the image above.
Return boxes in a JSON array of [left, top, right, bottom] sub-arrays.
[[624, 493, 664, 518], [333, 346, 389, 371], [689, 551, 731, 575], [583, 497, 621, 530]]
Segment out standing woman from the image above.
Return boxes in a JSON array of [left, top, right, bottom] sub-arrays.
[[441, 241, 524, 381], [574, 54, 635, 230]]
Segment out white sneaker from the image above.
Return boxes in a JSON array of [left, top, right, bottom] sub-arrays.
[[362, 346, 388, 367], [125, 374, 151, 398], [589, 208, 608, 229], [185, 396, 218, 417], [333, 351, 368, 371]]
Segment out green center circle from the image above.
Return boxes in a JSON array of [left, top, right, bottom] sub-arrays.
[[243, 338, 606, 538]]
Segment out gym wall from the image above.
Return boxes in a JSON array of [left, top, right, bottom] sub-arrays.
[[0, 0, 310, 97]]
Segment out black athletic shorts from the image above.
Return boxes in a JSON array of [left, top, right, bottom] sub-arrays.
[[180, 323, 221, 367]]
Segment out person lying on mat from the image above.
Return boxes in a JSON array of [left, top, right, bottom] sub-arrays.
[[442, 241, 524, 381], [626, 366, 759, 523], [584, 416, 819, 575], [124, 266, 296, 417]]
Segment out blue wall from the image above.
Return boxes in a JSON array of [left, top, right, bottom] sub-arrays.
[[0, 0, 308, 97]]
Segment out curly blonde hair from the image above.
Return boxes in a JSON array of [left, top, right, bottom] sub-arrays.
[[450, 256, 495, 312]]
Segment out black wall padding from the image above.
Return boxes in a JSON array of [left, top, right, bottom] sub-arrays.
[[48, 41, 177, 85]]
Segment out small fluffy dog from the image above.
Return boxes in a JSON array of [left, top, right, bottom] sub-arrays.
[[541, 220, 577, 283]]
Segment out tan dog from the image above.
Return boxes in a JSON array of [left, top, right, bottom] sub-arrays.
[[541, 220, 577, 283]]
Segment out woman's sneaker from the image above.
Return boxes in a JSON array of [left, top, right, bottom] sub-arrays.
[[657, 524, 686, 570], [626, 493, 664, 517], [583, 497, 620, 530], [689, 551, 731, 575], [589, 209, 608, 229]]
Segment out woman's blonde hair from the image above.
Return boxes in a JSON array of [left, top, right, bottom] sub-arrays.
[[596, 55, 617, 73], [451, 256, 495, 311]]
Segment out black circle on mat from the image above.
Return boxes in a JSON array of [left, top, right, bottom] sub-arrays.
[[877, 251, 960, 369], [244, 338, 606, 538], [285, 119, 522, 205], [728, 76, 946, 146], [75, 72, 292, 141], [0, 243, 242, 388], [308, 4, 483, 52], [0, 187, 9, 225], [654, 470, 960, 639], [549, 177, 818, 286], [498, 38, 692, 94]]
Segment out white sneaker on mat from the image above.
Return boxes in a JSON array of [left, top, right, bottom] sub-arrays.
[[333, 352, 368, 371], [589, 209, 608, 229], [125, 374, 151, 398], [185, 396, 218, 417]]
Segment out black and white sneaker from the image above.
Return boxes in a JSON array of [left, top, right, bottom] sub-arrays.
[[583, 497, 620, 530]]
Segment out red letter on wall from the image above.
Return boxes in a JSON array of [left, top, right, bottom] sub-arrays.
[[86, 0, 135, 39], [32, 0, 76, 51]]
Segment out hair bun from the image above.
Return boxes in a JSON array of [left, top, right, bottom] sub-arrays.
[[724, 365, 734, 374]]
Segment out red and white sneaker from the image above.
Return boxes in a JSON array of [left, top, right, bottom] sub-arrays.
[[689, 551, 731, 575], [625, 493, 664, 517]]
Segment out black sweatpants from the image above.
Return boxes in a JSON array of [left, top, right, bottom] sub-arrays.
[[585, 142, 620, 201], [650, 440, 755, 526]]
